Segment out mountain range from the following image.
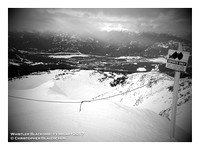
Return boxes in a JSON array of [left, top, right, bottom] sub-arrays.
[[8, 31, 192, 79], [9, 31, 191, 57]]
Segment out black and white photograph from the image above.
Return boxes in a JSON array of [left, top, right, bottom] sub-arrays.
[[8, 7, 192, 142]]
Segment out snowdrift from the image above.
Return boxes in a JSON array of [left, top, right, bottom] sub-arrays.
[[8, 69, 192, 142]]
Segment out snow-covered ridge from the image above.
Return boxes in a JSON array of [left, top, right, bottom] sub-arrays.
[[49, 54, 89, 59], [18, 49, 82, 55], [115, 56, 167, 64], [8, 69, 192, 141]]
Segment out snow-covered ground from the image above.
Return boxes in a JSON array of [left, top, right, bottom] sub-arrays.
[[8, 58, 47, 67], [115, 56, 167, 64], [8, 69, 192, 142], [148, 57, 167, 63], [49, 54, 89, 59], [137, 67, 147, 72]]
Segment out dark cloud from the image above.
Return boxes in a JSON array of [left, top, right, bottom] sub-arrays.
[[8, 8, 192, 37]]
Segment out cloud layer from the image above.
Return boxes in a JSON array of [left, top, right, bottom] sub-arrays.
[[9, 8, 192, 37]]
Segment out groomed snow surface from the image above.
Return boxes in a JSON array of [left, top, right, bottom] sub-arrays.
[[137, 67, 146, 72], [8, 70, 192, 142]]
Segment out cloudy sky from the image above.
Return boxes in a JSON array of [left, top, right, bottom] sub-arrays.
[[9, 8, 192, 37]]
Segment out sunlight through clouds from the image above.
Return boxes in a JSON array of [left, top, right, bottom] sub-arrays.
[[9, 8, 191, 37], [100, 23, 129, 32]]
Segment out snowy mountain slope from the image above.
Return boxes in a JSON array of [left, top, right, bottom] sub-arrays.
[[8, 69, 192, 141], [9, 70, 61, 90], [85, 70, 192, 134], [9, 98, 190, 142]]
